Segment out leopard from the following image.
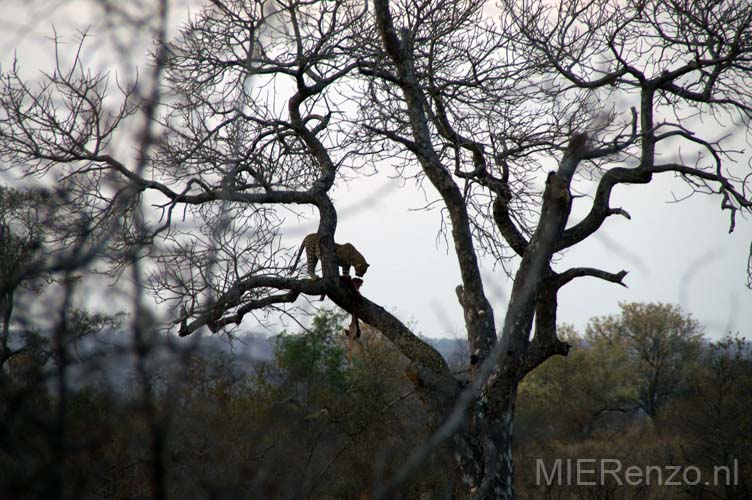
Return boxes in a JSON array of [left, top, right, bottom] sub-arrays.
[[291, 233, 370, 278]]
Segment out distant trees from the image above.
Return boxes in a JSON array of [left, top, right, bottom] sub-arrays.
[[587, 302, 703, 417], [0, 299, 749, 499], [0, 185, 126, 500], [1, 188, 42, 351], [519, 302, 704, 437], [517, 325, 639, 438], [0, 186, 54, 376], [516, 310, 751, 500], [1, 309, 444, 498], [0, 186, 122, 376], [677, 335, 752, 499], [274, 310, 351, 393]]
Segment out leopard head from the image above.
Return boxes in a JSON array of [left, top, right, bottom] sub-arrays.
[[354, 261, 370, 277]]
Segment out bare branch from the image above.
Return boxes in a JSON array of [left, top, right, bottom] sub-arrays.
[[556, 267, 629, 288]]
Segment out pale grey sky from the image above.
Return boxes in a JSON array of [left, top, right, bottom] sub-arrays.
[[2, 0, 750, 341]]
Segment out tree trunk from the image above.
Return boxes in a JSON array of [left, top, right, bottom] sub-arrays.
[[452, 390, 518, 500], [0, 291, 13, 372]]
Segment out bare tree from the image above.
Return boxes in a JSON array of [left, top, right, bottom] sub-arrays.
[[1, 0, 751, 498]]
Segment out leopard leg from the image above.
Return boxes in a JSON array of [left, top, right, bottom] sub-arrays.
[[307, 255, 318, 278]]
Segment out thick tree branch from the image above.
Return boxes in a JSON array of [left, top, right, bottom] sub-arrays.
[[373, 0, 496, 368], [556, 267, 629, 288], [522, 265, 627, 377], [521, 275, 570, 377], [177, 276, 323, 337], [335, 293, 455, 388], [558, 165, 653, 250], [177, 269, 456, 400], [492, 196, 528, 256], [494, 136, 585, 390]]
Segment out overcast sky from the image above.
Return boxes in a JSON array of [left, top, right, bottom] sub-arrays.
[[2, 0, 751, 341]]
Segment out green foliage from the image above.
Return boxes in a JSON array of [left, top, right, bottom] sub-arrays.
[[669, 334, 752, 480], [586, 302, 703, 417], [273, 310, 351, 391], [2, 303, 749, 500], [517, 325, 639, 438], [516, 321, 752, 500]]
